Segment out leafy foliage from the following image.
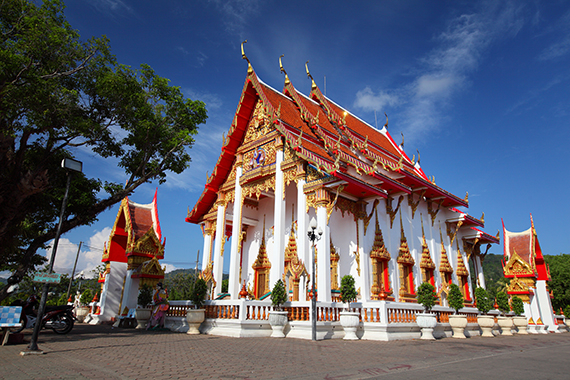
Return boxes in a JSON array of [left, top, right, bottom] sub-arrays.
[[496, 291, 510, 315], [137, 284, 153, 308], [447, 283, 464, 314], [340, 275, 357, 307], [417, 282, 437, 312], [270, 280, 287, 310], [191, 278, 208, 309], [0, 0, 207, 302], [474, 287, 492, 315], [164, 270, 196, 301], [544, 254, 570, 311], [511, 295, 524, 316], [80, 289, 93, 305]]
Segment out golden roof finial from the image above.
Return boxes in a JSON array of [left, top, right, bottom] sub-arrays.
[[421, 213, 425, 237], [383, 112, 388, 130], [241, 40, 253, 75], [400, 211, 404, 239], [279, 54, 290, 86], [305, 60, 317, 91]]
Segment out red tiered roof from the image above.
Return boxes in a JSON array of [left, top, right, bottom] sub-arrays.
[[186, 62, 470, 225]]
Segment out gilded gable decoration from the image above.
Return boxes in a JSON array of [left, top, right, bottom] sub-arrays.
[[397, 213, 416, 301], [503, 249, 535, 277], [252, 217, 271, 299], [439, 223, 453, 275]]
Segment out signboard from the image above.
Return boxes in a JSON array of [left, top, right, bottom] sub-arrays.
[[33, 272, 62, 284]]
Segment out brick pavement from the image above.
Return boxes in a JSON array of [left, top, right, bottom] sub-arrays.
[[0, 324, 569, 380]]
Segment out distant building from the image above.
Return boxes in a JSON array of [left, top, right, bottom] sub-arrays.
[[184, 51, 499, 339], [503, 215, 556, 332], [90, 192, 166, 324]]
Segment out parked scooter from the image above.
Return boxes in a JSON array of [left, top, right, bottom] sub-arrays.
[[10, 295, 75, 334]]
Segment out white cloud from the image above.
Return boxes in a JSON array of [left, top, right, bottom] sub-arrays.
[[163, 263, 182, 273], [538, 9, 570, 61], [414, 75, 460, 98], [211, 0, 262, 39], [45, 227, 111, 278], [353, 87, 400, 112], [184, 88, 222, 110], [91, 0, 135, 17], [354, 2, 527, 144]]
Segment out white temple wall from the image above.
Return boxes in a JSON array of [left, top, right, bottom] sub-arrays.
[[536, 280, 557, 332], [328, 206, 359, 297], [97, 261, 127, 321]]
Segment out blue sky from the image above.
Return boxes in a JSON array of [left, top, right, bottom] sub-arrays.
[[39, 0, 569, 278]]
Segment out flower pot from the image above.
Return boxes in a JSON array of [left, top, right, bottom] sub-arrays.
[[513, 316, 528, 334], [497, 316, 513, 336], [340, 311, 360, 340], [76, 306, 90, 323], [135, 308, 151, 329], [416, 313, 437, 340], [186, 309, 205, 335], [477, 315, 495, 337], [268, 311, 288, 338], [448, 314, 467, 339]]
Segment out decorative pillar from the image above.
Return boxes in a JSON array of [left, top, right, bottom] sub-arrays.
[[358, 215, 370, 301], [202, 221, 214, 272], [296, 164, 308, 300], [229, 155, 243, 299], [315, 188, 331, 302], [270, 138, 286, 289], [212, 193, 227, 296], [475, 255, 486, 289]]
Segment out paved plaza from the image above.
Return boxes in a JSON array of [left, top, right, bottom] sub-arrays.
[[1, 324, 569, 379]]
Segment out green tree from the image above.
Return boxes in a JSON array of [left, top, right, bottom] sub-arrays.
[[340, 275, 358, 309], [496, 291, 509, 315], [417, 282, 437, 313], [474, 287, 492, 315], [544, 254, 570, 311], [164, 271, 196, 301], [511, 296, 524, 316], [0, 0, 207, 302], [448, 283, 464, 314], [270, 279, 287, 311]]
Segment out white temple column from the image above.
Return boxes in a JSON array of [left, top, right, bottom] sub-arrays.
[[229, 156, 243, 299], [297, 174, 308, 301], [316, 191, 331, 302], [201, 221, 214, 272], [475, 255, 486, 289], [385, 203, 398, 301], [212, 194, 226, 296], [270, 140, 285, 289], [358, 216, 370, 302]]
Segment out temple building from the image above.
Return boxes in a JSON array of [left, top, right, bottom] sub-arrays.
[[184, 47, 499, 339], [502, 216, 556, 332], [90, 191, 166, 324]]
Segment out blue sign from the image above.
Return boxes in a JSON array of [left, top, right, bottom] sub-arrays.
[[33, 273, 62, 284]]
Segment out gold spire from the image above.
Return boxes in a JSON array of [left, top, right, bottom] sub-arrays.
[[279, 54, 290, 86], [241, 40, 253, 75], [305, 60, 317, 91]]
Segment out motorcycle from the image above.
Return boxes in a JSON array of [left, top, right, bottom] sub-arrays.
[[10, 295, 75, 334]]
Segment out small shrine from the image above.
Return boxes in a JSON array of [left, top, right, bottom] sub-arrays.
[[90, 191, 166, 324], [502, 215, 556, 332]]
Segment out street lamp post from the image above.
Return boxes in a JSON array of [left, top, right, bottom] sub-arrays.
[[27, 158, 83, 352], [307, 217, 322, 341]]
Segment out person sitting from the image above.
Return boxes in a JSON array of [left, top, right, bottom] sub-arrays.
[[147, 282, 169, 330]]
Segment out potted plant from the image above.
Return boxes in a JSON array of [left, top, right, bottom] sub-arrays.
[[416, 282, 438, 340], [511, 295, 527, 334], [75, 290, 91, 323], [339, 275, 359, 340], [447, 283, 467, 338], [186, 278, 207, 334], [474, 287, 494, 337], [496, 291, 513, 335], [268, 279, 289, 338], [135, 284, 153, 329]]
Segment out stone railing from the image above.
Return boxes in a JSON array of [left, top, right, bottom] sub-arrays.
[[166, 299, 478, 325]]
